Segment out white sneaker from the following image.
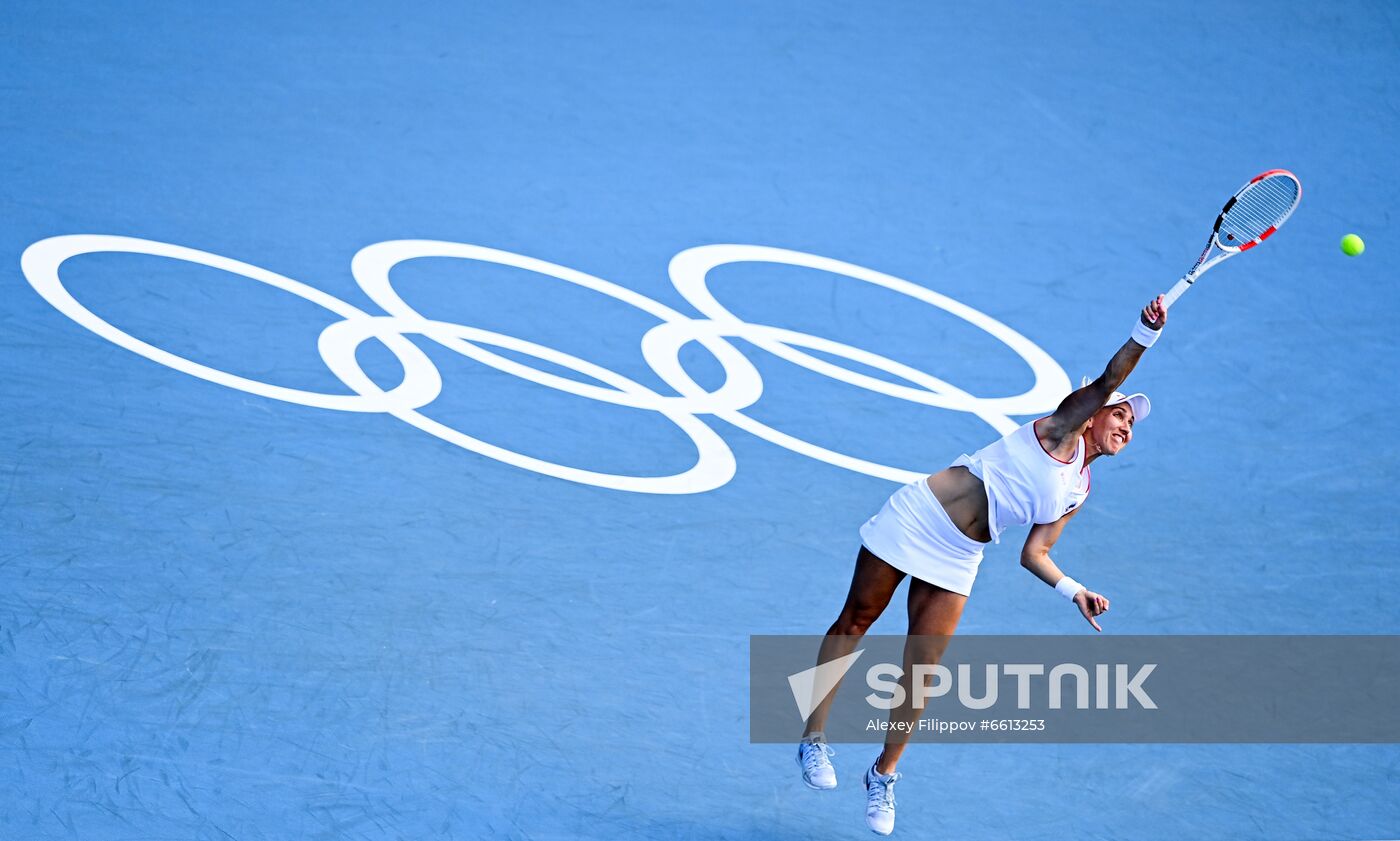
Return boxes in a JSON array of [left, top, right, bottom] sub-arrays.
[[796, 733, 837, 790], [863, 760, 900, 835]]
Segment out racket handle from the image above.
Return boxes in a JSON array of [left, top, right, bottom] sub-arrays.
[[1163, 276, 1192, 308]]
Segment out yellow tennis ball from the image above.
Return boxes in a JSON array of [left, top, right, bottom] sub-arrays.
[[1341, 233, 1365, 256]]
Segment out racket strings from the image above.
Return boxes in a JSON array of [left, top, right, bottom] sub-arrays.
[[1219, 175, 1300, 243]]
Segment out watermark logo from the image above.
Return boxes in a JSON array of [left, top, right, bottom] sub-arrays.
[[787, 648, 865, 721], [755, 635, 1400, 743]]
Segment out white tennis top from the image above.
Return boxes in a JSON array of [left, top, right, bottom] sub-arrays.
[[951, 418, 1091, 543]]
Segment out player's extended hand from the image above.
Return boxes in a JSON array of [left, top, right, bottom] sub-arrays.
[[1140, 295, 1167, 330], [1073, 589, 1111, 632]]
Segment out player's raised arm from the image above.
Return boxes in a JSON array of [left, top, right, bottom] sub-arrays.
[[1039, 296, 1166, 443]]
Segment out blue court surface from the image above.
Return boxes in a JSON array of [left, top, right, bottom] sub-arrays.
[[4, 2, 1399, 839]]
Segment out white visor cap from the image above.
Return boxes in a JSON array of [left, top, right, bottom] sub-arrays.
[[1106, 391, 1150, 423], [1081, 377, 1150, 423]]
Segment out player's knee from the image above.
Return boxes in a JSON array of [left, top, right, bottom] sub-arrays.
[[834, 607, 882, 636]]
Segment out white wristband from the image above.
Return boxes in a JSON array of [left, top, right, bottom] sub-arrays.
[[1054, 576, 1085, 600], [1130, 317, 1161, 348]]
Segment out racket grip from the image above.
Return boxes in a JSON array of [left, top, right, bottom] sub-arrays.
[[1163, 277, 1192, 308]]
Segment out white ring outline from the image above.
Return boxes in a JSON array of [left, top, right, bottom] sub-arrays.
[[350, 240, 764, 416], [640, 318, 1017, 483], [317, 316, 736, 495], [20, 235, 442, 413], [668, 244, 1072, 418]]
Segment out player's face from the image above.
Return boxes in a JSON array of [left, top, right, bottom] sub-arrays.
[[1093, 404, 1135, 455]]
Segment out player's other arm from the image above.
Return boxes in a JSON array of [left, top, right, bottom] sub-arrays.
[[1020, 507, 1080, 587], [1021, 508, 1110, 631], [1039, 296, 1166, 442]]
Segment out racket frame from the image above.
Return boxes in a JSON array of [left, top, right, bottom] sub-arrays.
[[1163, 169, 1301, 308]]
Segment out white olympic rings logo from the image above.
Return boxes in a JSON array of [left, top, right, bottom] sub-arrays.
[[20, 235, 1071, 494]]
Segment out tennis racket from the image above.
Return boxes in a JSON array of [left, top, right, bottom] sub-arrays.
[[1163, 169, 1302, 307]]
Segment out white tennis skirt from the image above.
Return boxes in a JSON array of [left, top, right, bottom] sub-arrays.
[[858, 476, 988, 596]]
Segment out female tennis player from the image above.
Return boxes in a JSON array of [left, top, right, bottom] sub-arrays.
[[797, 295, 1167, 835]]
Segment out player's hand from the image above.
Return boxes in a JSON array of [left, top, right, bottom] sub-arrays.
[[1140, 295, 1167, 330], [1073, 589, 1111, 632]]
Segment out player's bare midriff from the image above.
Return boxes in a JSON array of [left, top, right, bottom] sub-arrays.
[[926, 466, 993, 544]]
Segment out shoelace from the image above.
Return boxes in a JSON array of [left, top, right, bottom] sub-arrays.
[[801, 740, 835, 773], [867, 770, 900, 811]]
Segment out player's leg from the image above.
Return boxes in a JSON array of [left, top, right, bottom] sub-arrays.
[[802, 546, 907, 737], [862, 578, 967, 834], [877, 578, 966, 772], [797, 546, 906, 791]]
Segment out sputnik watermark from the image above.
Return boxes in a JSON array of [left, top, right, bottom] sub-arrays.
[[788, 655, 1155, 717], [862, 662, 1157, 710], [752, 635, 1400, 743]]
